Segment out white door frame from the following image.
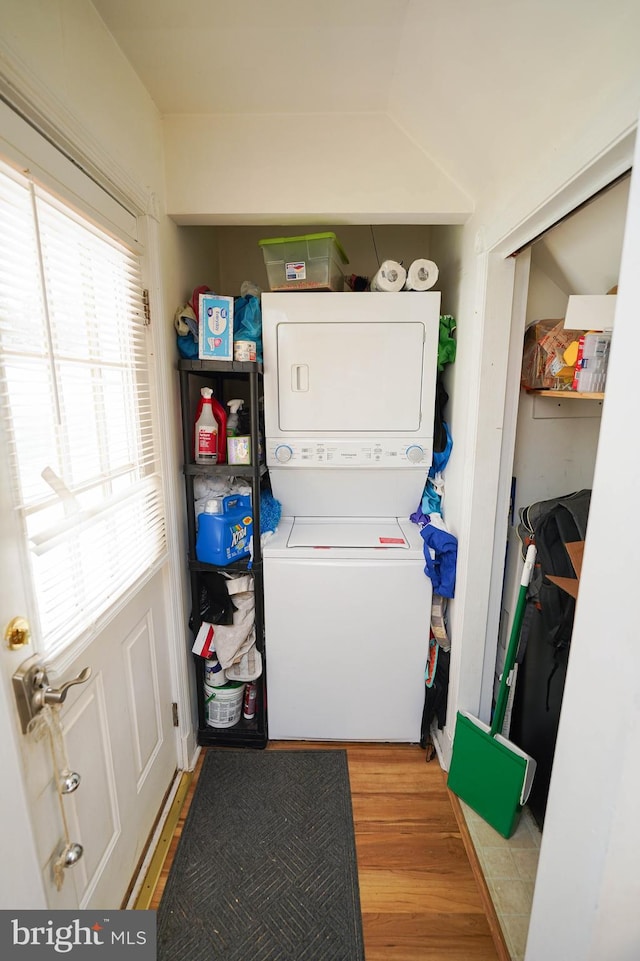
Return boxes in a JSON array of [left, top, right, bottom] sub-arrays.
[[141, 208, 197, 771], [477, 127, 636, 724], [479, 247, 532, 713]]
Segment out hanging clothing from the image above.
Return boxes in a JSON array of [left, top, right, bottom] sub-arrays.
[[410, 508, 458, 599], [438, 315, 457, 370]]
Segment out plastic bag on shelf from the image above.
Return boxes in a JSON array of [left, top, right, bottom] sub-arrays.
[[234, 294, 263, 361], [189, 571, 236, 634]]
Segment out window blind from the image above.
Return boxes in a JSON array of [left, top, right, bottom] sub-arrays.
[[0, 160, 166, 656]]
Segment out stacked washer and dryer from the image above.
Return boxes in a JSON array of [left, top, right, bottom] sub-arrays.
[[262, 290, 441, 741]]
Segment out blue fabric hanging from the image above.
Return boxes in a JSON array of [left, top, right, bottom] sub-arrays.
[[429, 421, 452, 477], [410, 508, 458, 598]]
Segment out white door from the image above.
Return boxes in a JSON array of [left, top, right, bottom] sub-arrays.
[[0, 116, 178, 909], [0, 565, 177, 910]]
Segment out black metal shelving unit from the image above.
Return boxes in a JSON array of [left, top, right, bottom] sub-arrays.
[[178, 358, 268, 748]]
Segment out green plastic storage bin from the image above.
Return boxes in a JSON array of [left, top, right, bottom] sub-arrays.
[[258, 232, 348, 291]]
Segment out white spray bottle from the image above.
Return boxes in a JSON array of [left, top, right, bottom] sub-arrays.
[[226, 399, 244, 436]]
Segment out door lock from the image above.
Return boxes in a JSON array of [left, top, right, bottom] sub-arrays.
[[4, 616, 31, 650], [12, 655, 92, 734]]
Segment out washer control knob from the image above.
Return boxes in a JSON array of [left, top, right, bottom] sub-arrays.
[[406, 445, 425, 464], [275, 445, 293, 464]]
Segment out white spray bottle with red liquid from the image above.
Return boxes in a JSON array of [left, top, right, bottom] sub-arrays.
[[194, 387, 218, 464]]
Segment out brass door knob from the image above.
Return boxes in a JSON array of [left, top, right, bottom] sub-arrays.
[[4, 616, 31, 650]]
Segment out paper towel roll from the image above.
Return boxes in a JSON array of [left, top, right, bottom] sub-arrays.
[[404, 259, 439, 291], [371, 260, 407, 292]]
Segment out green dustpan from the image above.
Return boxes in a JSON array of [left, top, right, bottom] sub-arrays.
[[447, 545, 537, 838]]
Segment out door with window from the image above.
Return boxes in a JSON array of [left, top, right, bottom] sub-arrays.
[[0, 140, 177, 908]]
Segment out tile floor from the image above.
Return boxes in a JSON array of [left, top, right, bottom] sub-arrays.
[[460, 802, 542, 961]]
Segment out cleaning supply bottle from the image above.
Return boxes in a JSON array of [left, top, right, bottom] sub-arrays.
[[193, 386, 227, 463], [195, 494, 253, 565], [226, 399, 244, 436], [194, 388, 218, 464]]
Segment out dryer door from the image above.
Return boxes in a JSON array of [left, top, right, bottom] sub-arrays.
[[277, 320, 424, 432]]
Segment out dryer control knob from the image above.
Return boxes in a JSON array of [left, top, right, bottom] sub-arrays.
[[275, 445, 293, 463], [406, 445, 425, 464]]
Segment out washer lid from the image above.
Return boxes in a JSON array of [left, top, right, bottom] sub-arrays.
[[288, 517, 410, 549]]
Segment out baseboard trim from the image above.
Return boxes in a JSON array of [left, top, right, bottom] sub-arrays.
[[130, 770, 193, 910], [447, 783, 512, 961]]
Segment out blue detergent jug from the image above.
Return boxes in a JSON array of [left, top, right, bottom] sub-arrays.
[[196, 494, 253, 566]]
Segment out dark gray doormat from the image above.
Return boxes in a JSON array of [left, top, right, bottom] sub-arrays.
[[157, 750, 365, 961]]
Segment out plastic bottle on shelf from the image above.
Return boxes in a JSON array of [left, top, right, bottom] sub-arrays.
[[194, 388, 218, 464], [243, 682, 257, 719], [193, 385, 227, 463], [211, 391, 227, 463], [226, 399, 244, 436], [195, 494, 253, 565]]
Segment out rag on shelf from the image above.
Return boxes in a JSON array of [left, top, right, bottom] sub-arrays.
[[192, 575, 256, 670], [174, 284, 214, 359], [194, 477, 252, 521]]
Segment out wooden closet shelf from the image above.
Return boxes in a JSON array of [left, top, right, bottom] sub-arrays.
[[526, 389, 604, 400]]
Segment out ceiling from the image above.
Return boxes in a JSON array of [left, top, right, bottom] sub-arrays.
[[92, 0, 635, 286], [91, 0, 640, 205], [91, 0, 407, 115]]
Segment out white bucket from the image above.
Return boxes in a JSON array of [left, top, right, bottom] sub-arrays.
[[204, 680, 245, 728]]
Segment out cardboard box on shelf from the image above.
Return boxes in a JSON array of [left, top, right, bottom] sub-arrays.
[[521, 319, 585, 391], [571, 331, 612, 393], [198, 294, 234, 361], [547, 541, 584, 600]]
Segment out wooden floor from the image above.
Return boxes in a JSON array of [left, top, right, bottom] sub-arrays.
[[150, 742, 508, 961]]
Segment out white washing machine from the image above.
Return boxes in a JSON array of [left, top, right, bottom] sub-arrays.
[[261, 291, 441, 741]]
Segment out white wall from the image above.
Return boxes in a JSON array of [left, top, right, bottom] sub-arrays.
[[0, 0, 163, 206], [173, 226, 222, 299], [163, 112, 473, 225], [208, 223, 433, 295], [428, 225, 464, 319], [513, 281, 602, 510], [391, 1, 640, 207]]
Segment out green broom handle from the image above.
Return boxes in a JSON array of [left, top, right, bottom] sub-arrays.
[[490, 544, 537, 737]]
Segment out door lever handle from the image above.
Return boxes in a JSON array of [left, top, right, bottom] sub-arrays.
[[34, 667, 92, 710], [13, 656, 92, 733]]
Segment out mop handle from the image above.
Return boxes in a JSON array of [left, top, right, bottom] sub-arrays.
[[490, 544, 537, 737]]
